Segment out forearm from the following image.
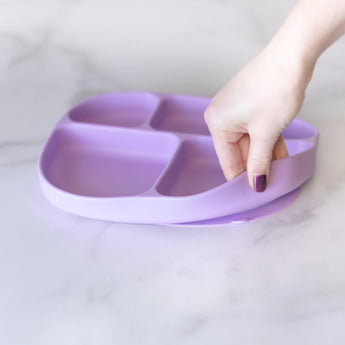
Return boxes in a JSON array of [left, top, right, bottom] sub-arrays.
[[205, 0, 345, 190], [266, 0, 345, 80]]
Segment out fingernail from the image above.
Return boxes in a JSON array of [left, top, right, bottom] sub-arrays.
[[253, 174, 267, 193]]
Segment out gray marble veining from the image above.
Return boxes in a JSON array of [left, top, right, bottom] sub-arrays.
[[1, 0, 345, 344]]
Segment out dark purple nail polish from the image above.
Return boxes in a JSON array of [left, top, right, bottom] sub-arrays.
[[254, 175, 267, 193]]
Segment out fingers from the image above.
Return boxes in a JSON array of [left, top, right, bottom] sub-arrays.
[[272, 134, 289, 160], [211, 132, 245, 181], [238, 134, 250, 170], [246, 134, 276, 192], [211, 131, 288, 191], [205, 107, 288, 192], [247, 134, 289, 192]]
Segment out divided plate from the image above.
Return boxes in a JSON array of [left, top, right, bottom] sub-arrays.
[[38, 92, 318, 225]]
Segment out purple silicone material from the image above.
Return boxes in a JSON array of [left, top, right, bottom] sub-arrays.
[[173, 187, 301, 227], [38, 92, 318, 225]]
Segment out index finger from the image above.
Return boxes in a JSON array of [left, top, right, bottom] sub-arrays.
[[210, 131, 245, 181]]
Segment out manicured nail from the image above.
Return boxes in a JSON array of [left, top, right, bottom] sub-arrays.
[[253, 174, 267, 193]]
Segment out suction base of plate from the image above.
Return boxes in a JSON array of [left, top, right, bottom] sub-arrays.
[[168, 187, 300, 227]]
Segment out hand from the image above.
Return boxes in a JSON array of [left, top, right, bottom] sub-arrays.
[[204, 46, 314, 192]]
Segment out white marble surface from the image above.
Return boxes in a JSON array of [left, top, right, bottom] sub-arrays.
[[1, 0, 345, 344]]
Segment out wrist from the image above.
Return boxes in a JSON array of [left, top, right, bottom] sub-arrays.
[[263, 37, 316, 91]]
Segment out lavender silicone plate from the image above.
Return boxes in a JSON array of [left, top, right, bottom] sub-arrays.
[[38, 92, 318, 225]]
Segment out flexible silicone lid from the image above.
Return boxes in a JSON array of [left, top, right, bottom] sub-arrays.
[[38, 92, 318, 225]]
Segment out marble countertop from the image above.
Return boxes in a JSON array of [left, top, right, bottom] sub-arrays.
[[2, 0, 345, 344]]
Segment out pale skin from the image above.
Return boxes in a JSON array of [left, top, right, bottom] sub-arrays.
[[204, 0, 345, 192]]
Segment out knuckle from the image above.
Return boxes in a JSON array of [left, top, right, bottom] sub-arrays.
[[204, 105, 219, 127], [249, 156, 271, 163], [247, 157, 271, 173], [251, 128, 281, 145]]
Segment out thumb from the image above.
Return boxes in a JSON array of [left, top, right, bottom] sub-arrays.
[[247, 134, 277, 192]]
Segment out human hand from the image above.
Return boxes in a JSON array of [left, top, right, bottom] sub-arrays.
[[204, 46, 314, 192]]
